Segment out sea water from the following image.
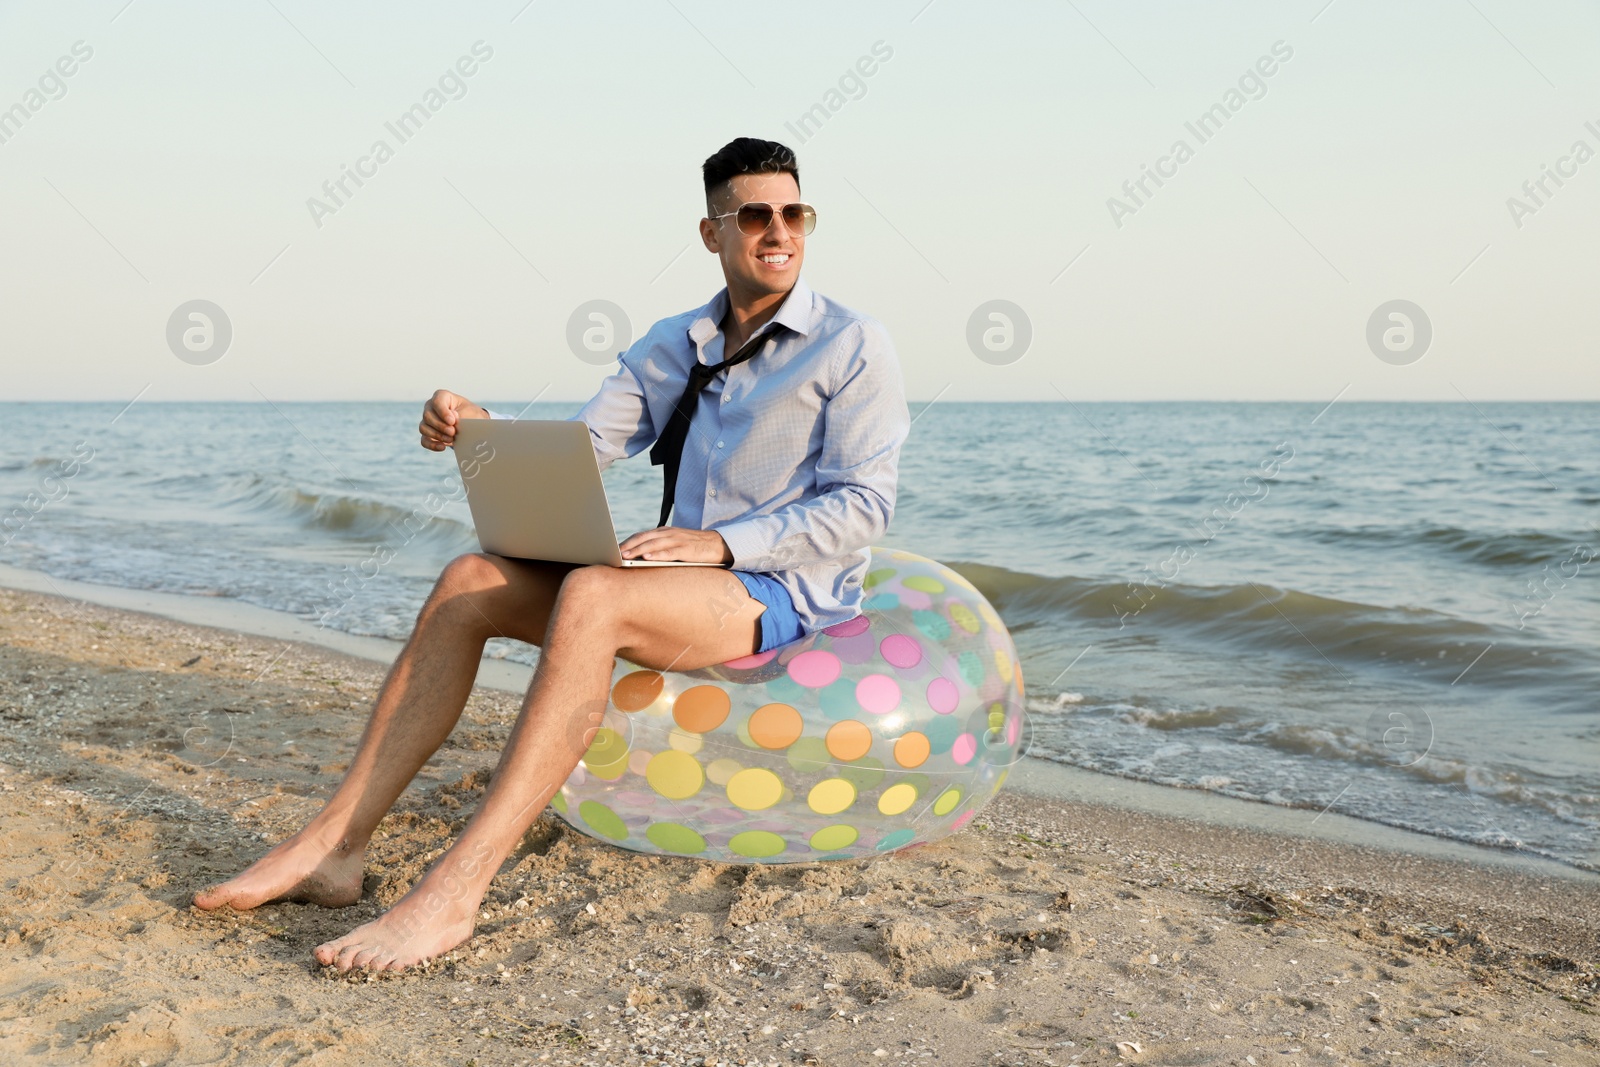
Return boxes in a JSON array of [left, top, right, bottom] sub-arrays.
[[2, 400, 1595, 871]]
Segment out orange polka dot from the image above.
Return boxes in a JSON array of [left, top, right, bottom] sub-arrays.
[[825, 720, 873, 762], [893, 731, 930, 769], [748, 703, 803, 750], [611, 670, 664, 712], [673, 684, 731, 733]]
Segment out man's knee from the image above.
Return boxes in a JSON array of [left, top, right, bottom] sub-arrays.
[[556, 564, 616, 602], [432, 552, 505, 602]]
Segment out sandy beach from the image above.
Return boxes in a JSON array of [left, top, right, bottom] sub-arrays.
[[2, 584, 1595, 1067]]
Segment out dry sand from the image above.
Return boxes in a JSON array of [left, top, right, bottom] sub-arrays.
[[1, 585, 1595, 1066]]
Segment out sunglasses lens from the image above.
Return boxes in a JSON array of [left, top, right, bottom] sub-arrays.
[[736, 204, 775, 235], [783, 203, 817, 236]]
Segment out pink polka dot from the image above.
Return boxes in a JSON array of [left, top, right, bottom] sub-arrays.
[[855, 673, 901, 714], [880, 633, 923, 670], [788, 649, 842, 688], [898, 589, 932, 611], [926, 677, 959, 714], [724, 649, 778, 670], [951, 733, 977, 765], [824, 614, 871, 638], [951, 809, 977, 830], [1006, 713, 1022, 747]]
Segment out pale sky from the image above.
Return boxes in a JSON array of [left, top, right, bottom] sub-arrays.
[[1, 0, 1596, 403]]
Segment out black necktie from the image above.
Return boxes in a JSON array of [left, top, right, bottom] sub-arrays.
[[648, 327, 777, 528]]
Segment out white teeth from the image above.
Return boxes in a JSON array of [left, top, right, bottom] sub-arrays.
[[760, 254, 790, 264]]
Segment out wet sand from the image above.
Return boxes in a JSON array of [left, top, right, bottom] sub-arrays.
[[1, 585, 1595, 1066]]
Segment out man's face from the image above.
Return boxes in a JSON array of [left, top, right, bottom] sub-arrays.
[[699, 171, 805, 301]]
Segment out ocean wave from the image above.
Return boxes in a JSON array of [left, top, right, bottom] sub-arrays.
[[226, 476, 477, 551], [1286, 521, 1580, 568], [950, 559, 1598, 692]]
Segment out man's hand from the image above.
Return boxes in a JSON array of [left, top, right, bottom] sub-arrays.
[[420, 390, 489, 451], [619, 527, 734, 566]]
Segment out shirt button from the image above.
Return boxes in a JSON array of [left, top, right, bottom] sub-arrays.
[[716, 440, 724, 448], [709, 488, 718, 496], [721, 393, 730, 402]]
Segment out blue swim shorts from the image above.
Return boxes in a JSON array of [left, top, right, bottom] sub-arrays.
[[733, 570, 807, 654]]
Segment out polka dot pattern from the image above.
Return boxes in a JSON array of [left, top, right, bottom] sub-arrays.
[[551, 548, 1023, 864]]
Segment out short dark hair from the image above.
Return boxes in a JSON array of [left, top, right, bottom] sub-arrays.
[[703, 137, 800, 210]]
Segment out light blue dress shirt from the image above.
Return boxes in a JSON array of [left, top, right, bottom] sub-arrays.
[[488, 275, 910, 634]]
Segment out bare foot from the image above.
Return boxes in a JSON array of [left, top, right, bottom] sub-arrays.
[[313, 880, 477, 973], [193, 832, 365, 911]]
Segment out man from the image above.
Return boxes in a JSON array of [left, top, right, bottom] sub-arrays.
[[193, 137, 911, 974]]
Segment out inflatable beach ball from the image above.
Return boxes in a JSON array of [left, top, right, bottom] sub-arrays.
[[548, 548, 1027, 863]]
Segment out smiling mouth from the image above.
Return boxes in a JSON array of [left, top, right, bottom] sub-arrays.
[[758, 252, 792, 267]]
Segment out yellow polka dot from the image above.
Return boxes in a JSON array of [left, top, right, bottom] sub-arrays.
[[810, 824, 859, 851], [706, 758, 743, 786], [612, 670, 664, 712], [892, 731, 930, 769], [667, 726, 704, 754], [994, 648, 1013, 684], [582, 726, 629, 780], [673, 684, 731, 733], [977, 600, 1003, 631], [807, 777, 857, 815], [877, 782, 918, 816], [933, 787, 962, 815], [645, 750, 704, 800], [825, 720, 873, 762], [728, 830, 787, 858], [949, 603, 980, 634], [889, 549, 918, 561], [748, 703, 803, 750], [726, 767, 783, 811]]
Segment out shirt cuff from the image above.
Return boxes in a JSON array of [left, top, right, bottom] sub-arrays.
[[484, 408, 515, 421], [712, 518, 775, 569]]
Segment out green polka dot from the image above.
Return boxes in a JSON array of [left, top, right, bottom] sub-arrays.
[[809, 824, 859, 851], [912, 610, 950, 641], [764, 673, 807, 704], [819, 677, 861, 721], [785, 735, 833, 773], [863, 568, 897, 590], [875, 828, 916, 852], [958, 650, 986, 687], [550, 788, 568, 814], [728, 830, 787, 859], [646, 822, 706, 854], [899, 772, 932, 797], [903, 575, 945, 593], [577, 799, 628, 840], [933, 787, 962, 815], [838, 756, 885, 791], [922, 714, 962, 754], [733, 710, 760, 749]]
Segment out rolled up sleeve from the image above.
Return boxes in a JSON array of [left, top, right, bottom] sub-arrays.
[[714, 319, 909, 570]]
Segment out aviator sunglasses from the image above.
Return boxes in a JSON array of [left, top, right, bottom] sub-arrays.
[[708, 201, 817, 237]]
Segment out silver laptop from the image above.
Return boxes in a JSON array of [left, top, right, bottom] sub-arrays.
[[451, 418, 724, 568]]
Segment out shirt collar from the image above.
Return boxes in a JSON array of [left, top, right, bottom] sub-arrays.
[[688, 274, 816, 349]]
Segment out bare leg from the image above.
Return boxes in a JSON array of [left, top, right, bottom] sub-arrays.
[[193, 553, 578, 911], [312, 563, 767, 973]]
